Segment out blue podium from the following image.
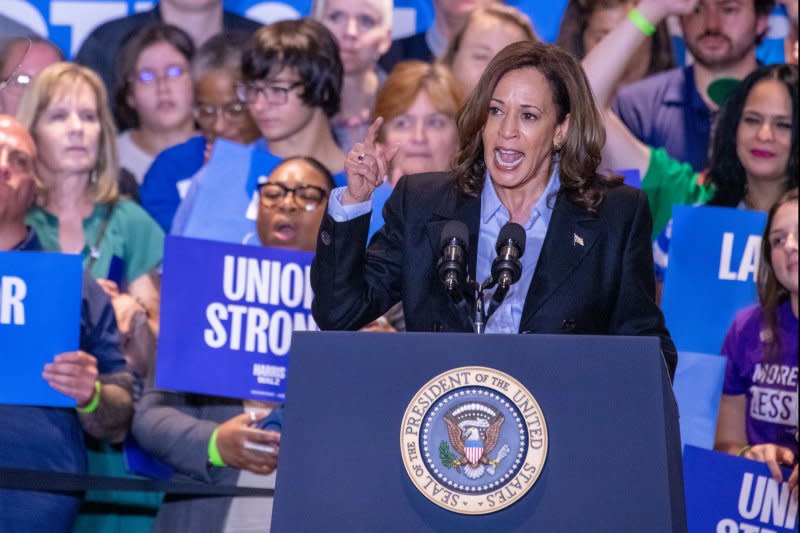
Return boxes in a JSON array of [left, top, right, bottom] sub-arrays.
[[271, 332, 685, 532]]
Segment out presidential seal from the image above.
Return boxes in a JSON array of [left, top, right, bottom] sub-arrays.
[[400, 366, 548, 515]]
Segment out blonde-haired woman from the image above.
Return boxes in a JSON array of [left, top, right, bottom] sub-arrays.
[[313, 0, 393, 152], [18, 62, 164, 341]]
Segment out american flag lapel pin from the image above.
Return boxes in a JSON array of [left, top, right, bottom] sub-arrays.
[[573, 233, 584, 247]]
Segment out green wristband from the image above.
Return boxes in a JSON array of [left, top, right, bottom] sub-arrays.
[[76, 380, 101, 414], [628, 8, 656, 37], [208, 428, 226, 467]]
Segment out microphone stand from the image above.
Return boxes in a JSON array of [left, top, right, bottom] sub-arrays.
[[471, 280, 486, 334]]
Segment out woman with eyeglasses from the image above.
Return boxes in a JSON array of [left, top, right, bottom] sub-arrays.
[[140, 31, 260, 233], [114, 23, 196, 197], [132, 156, 335, 532]]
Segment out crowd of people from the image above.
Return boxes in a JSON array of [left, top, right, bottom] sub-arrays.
[[0, 0, 797, 530]]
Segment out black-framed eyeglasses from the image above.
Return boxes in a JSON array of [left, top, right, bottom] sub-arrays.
[[132, 65, 187, 85], [194, 101, 248, 123], [0, 38, 32, 93], [0, 144, 34, 175], [258, 182, 328, 211], [236, 82, 303, 106]]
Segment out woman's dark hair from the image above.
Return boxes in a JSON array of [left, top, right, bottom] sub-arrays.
[[555, 0, 673, 76], [272, 156, 337, 191], [452, 40, 620, 213], [757, 187, 798, 359], [242, 18, 342, 118], [114, 23, 195, 129], [707, 64, 798, 207]]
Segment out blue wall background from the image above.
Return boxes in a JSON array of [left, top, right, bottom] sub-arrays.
[[0, 0, 570, 59], [1, 1, 788, 66]]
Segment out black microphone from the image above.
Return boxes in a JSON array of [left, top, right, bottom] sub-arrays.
[[492, 222, 526, 290], [437, 220, 469, 292], [485, 223, 526, 321]]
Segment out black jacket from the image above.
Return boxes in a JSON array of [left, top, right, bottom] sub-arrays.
[[311, 172, 677, 379]]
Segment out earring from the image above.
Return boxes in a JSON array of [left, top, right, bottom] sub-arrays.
[[90, 169, 98, 184]]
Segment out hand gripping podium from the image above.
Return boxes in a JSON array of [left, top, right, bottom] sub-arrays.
[[271, 332, 686, 532]]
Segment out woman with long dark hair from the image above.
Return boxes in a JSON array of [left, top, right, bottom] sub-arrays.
[[582, 0, 798, 240], [715, 188, 798, 490], [311, 40, 677, 378]]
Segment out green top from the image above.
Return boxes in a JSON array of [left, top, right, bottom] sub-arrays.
[[26, 199, 165, 283], [642, 147, 716, 239]]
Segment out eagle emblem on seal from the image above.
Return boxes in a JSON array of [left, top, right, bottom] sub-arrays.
[[440, 402, 511, 479]]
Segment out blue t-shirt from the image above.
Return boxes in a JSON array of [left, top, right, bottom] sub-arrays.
[[613, 66, 714, 173], [140, 135, 207, 233], [0, 230, 126, 531]]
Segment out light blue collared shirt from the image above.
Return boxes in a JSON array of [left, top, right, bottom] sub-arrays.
[[326, 166, 560, 334], [477, 166, 560, 334]]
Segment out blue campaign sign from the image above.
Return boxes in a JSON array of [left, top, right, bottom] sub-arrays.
[[181, 139, 282, 245], [683, 446, 797, 533], [662, 206, 767, 354], [0, 251, 82, 406], [672, 351, 726, 450], [156, 236, 317, 401]]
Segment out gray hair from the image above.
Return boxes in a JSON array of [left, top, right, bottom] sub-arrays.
[[191, 31, 250, 82]]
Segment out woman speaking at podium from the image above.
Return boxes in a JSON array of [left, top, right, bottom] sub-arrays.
[[310, 40, 677, 379]]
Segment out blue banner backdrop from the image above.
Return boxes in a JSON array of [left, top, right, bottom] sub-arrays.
[[155, 235, 317, 402], [2, 0, 571, 60], [661, 206, 767, 355], [0, 251, 82, 407]]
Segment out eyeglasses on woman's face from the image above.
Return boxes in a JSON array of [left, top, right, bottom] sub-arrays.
[[132, 64, 187, 85], [193, 101, 249, 123], [258, 181, 328, 211]]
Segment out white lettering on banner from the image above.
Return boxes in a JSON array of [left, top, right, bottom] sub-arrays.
[[719, 233, 761, 282], [0, 276, 27, 325], [252, 363, 286, 385], [204, 254, 317, 354], [716, 520, 775, 533], [748, 386, 797, 426], [222, 255, 312, 309], [203, 304, 315, 355], [737, 473, 798, 528]]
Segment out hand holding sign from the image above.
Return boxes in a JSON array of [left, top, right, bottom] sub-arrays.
[[343, 117, 400, 204], [741, 444, 799, 490], [42, 351, 99, 407], [217, 412, 281, 475]]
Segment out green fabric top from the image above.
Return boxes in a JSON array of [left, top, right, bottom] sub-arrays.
[[26, 199, 164, 283], [642, 147, 716, 239]]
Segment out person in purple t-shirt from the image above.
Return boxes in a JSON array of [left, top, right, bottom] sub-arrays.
[[716, 188, 798, 490]]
